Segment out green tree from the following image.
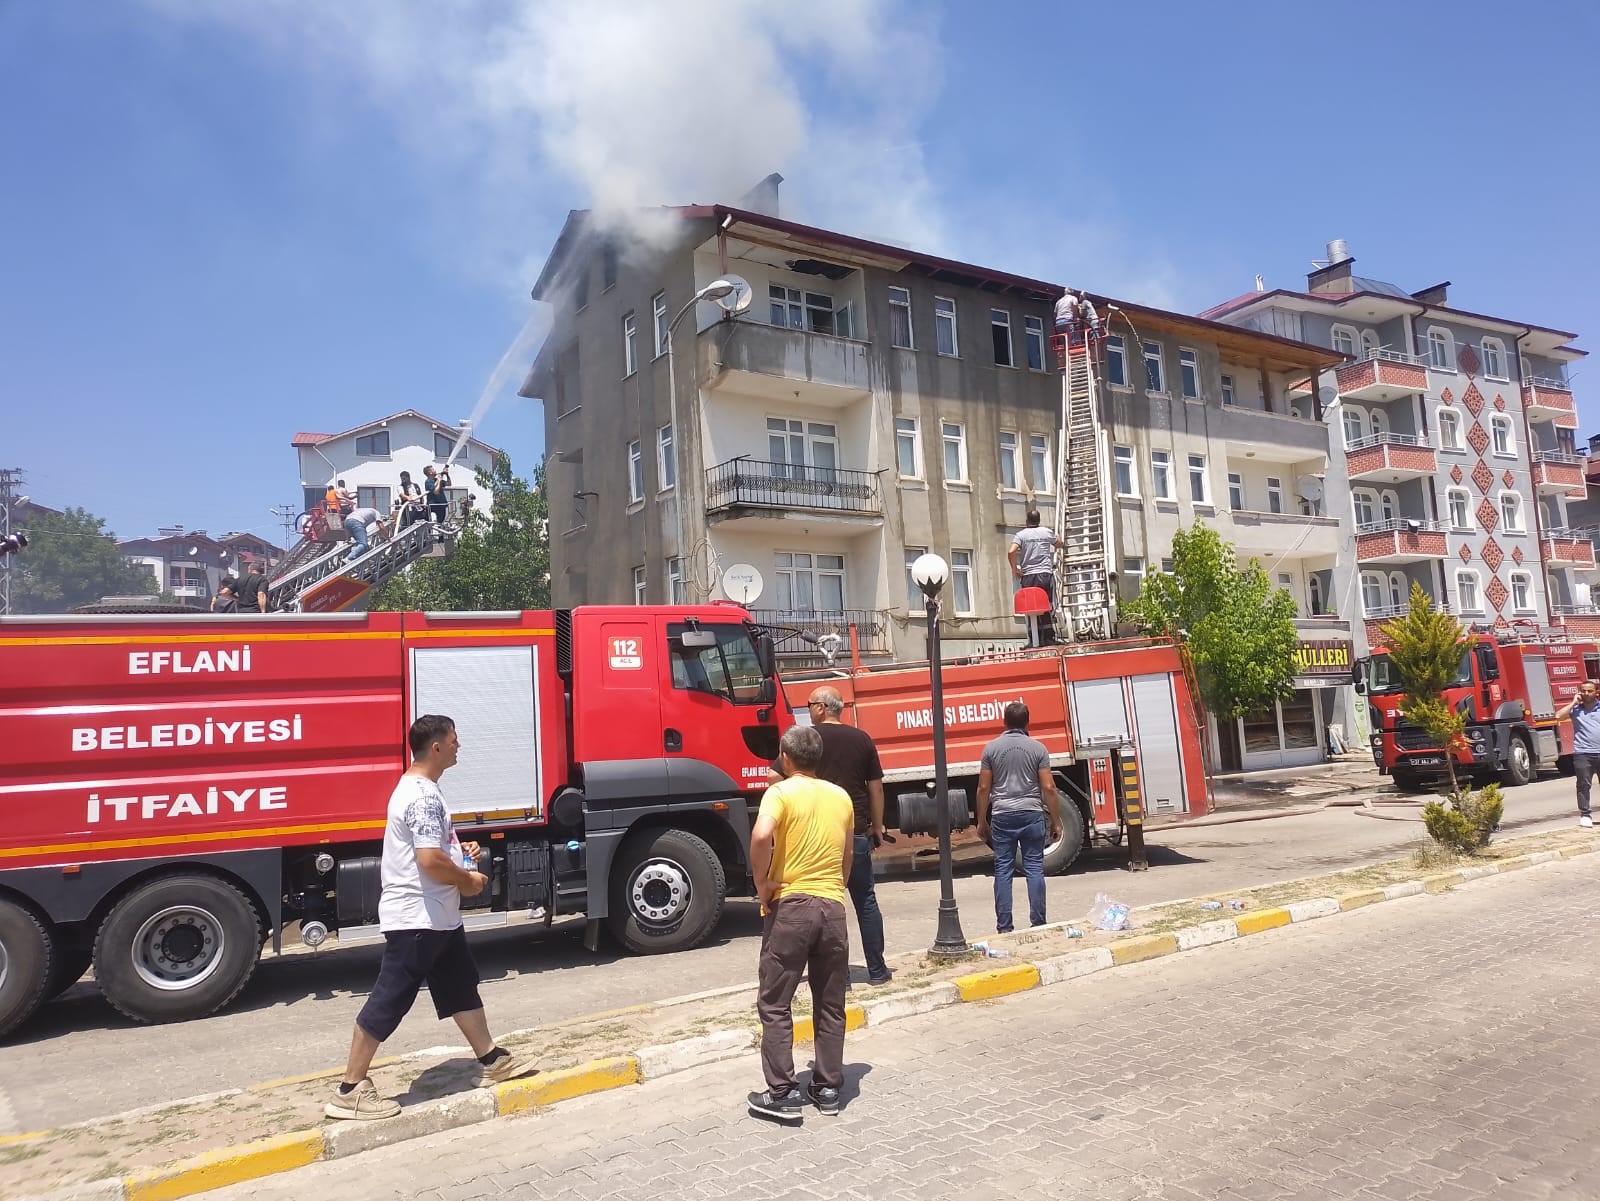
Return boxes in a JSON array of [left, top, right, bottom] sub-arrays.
[[1379, 581, 1471, 796], [1122, 524, 1299, 765], [9, 506, 158, 613], [369, 455, 551, 613]]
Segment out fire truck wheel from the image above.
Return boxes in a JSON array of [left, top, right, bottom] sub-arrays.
[[93, 876, 262, 1024], [0, 899, 55, 1041], [607, 828, 726, 955], [1499, 736, 1532, 788], [1042, 803, 1087, 876], [1390, 772, 1429, 794]]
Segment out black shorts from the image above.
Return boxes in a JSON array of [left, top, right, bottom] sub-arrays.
[[355, 926, 482, 1042]]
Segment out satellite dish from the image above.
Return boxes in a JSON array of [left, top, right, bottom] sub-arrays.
[[1297, 477, 1324, 502], [715, 274, 754, 315], [1318, 386, 1337, 405], [721, 562, 764, 605]]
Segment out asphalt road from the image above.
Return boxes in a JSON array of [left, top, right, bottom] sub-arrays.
[[0, 774, 1585, 1133]]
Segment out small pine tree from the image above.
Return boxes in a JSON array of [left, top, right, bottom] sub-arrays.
[[1422, 783, 1503, 854], [1379, 583, 1470, 796]]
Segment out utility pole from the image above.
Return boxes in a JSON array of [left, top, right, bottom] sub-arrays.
[[0, 467, 24, 616], [267, 504, 297, 562]]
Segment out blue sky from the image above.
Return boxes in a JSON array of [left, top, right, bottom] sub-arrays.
[[5, 1, 1596, 546]]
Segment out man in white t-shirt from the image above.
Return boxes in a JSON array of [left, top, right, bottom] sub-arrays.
[[1008, 510, 1060, 647], [326, 714, 538, 1121]]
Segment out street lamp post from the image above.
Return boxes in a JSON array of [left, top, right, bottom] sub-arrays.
[[912, 552, 969, 958]]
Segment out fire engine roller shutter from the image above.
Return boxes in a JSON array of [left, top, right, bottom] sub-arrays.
[[1523, 656, 1554, 717], [410, 645, 543, 818], [1130, 674, 1186, 815], [1071, 677, 1131, 745]]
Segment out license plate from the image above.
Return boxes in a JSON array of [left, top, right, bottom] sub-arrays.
[[1407, 756, 1444, 767]]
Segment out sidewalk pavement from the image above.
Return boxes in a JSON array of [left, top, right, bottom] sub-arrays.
[[1206, 752, 1388, 813]]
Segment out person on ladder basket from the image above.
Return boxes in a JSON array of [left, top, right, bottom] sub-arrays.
[[1009, 509, 1060, 647]]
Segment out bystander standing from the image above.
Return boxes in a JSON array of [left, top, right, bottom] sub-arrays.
[[1556, 679, 1600, 828], [976, 702, 1062, 932]]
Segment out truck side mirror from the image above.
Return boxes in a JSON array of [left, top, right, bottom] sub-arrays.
[[1478, 648, 1500, 681], [1352, 657, 1367, 694], [756, 633, 776, 677], [757, 677, 776, 706]]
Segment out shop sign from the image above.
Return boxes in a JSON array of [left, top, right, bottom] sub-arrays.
[[1293, 639, 1352, 677]]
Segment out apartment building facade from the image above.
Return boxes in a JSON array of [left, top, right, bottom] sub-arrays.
[[1204, 245, 1590, 686], [527, 197, 1349, 770]]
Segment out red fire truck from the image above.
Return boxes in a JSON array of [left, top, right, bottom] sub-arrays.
[[781, 636, 1211, 873], [1357, 626, 1600, 791], [0, 606, 788, 1038]]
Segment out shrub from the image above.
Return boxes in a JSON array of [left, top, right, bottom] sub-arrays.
[[1422, 783, 1504, 855]]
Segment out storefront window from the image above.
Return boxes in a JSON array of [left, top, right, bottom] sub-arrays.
[[1281, 690, 1319, 750], [1241, 709, 1280, 755]]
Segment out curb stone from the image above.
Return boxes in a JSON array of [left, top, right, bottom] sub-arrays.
[[23, 836, 1600, 1201]]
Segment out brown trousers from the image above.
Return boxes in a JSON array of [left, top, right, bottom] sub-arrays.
[[757, 893, 850, 1093]]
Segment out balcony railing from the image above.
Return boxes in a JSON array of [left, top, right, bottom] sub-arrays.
[[1554, 604, 1599, 617], [749, 609, 893, 657], [1354, 518, 1446, 536], [704, 458, 882, 516], [1533, 450, 1583, 465], [1363, 600, 1452, 621], [1528, 375, 1572, 392], [1346, 431, 1429, 452]]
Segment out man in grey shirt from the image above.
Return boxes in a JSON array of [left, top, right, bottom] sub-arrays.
[[1008, 510, 1059, 646], [1556, 679, 1600, 827], [976, 702, 1062, 932]]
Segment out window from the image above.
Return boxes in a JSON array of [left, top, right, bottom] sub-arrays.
[[1520, 353, 1532, 381], [633, 566, 646, 605], [1438, 408, 1463, 451], [934, 296, 958, 356], [1386, 572, 1406, 610], [998, 431, 1020, 490], [667, 557, 686, 604], [1448, 488, 1470, 530], [1342, 407, 1366, 447], [1456, 569, 1481, 613], [1500, 491, 1524, 532], [1491, 414, 1514, 456], [1179, 348, 1200, 399], [1114, 445, 1135, 496], [1028, 435, 1051, 492], [775, 551, 844, 613], [433, 432, 457, 459], [357, 486, 390, 512], [1267, 476, 1284, 515], [1221, 374, 1236, 406], [1024, 315, 1045, 370], [627, 439, 643, 502], [1360, 572, 1386, 614], [768, 418, 838, 477], [1308, 573, 1327, 615], [950, 549, 975, 616], [1122, 558, 1144, 591], [1352, 488, 1377, 527], [573, 264, 589, 312], [888, 286, 913, 349], [554, 342, 582, 416], [622, 312, 638, 376], [1361, 330, 1379, 356], [904, 546, 928, 611], [1105, 335, 1127, 387], [1151, 449, 1173, 500], [1426, 327, 1453, 370], [1143, 341, 1165, 393], [895, 416, 921, 477], [1369, 408, 1389, 438], [989, 309, 1014, 367], [1161, 557, 1175, 574], [1481, 337, 1506, 380], [942, 421, 968, 482], [1511, 571, 1534, 613], [1188, 454, 1208, 503], [601, 244, 618, 291], [355, 431, 390, 457], [652, 292, 668, 356], [668, 622, 766, 703], [1227, 472, 1244, 512], [769, 285, 851, 336], [1331, 325, 1358, 358], [657, 425, 675, 491]]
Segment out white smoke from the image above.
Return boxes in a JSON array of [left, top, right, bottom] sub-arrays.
[[147, 0, 949, 276]]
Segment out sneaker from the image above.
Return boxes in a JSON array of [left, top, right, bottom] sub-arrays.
[[1581, 815, 1594, 828], [747, 1087, 806, 1124], [324, 1078, 400, 1122], [866, 967, 895, 987], [481, 1050, 540, 1086], [807, 1085, 841, 1116]]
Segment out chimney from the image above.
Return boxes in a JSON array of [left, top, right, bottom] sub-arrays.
[[1412, 281, 1451, 307], [1308, 239, 1355, 294], [736, 173, 783, 218]]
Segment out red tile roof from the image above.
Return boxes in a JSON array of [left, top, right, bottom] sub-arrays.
[[291, 432, 333, 446]]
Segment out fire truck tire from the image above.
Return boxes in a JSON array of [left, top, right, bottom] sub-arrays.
[[0, 899, 55, 1041], [606, 828, 726, 955], [1042, 803, 1087, 876], [1390, 771, 1429, 794], [93, 876, 262, 1024], [1500, 736, 1533, 788]]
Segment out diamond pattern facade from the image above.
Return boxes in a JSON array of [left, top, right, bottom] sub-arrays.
[[1502, 470, 1515, 488], [1494, 393, 1507, 411], [1459, 544, 1473, 562], [1467, 422, 1491, 456], [1477, 497, 1499, 531], [1485, 576, 1509, 612], [1462, 382, 1486, 416], [1441, 387, 1455, 405], [1512, 546, 1525, 565], [1482, 538, 1504, 572], [1459, 345, 1481, 377], [1451, 464, 1464, 484], [1472, 460, 1494, 492]]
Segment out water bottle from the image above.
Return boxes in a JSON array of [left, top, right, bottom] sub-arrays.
[[458, 843, 477, 873], [1227, 899, 1246, 912], [983, 946, 1012, 959], [1201, 900, 1223, 911], [1066, 927, 1085, 940]]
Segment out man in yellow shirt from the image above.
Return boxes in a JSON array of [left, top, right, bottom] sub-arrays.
[[747, 725, 854, 1123]]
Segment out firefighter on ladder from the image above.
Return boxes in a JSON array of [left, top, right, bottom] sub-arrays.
[[1053, 289, 1103, 350], [1009, 510, 1060, 648]]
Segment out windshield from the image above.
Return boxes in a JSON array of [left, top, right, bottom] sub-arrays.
[[668, 623, 768, 704], [1366, 649, 1473, 695]]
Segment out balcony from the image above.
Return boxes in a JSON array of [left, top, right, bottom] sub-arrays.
[[1523, 377, 1578, 427], [1229, 511, 1340, 560], [704, 458, 884, 532], [1532, 451, 1588, 498], [1542, 528, 1597, 569], [1344, 433, 1437, 483], [1335, 350, 1429, 402], [1362, 598, 1451, 622], [750, 609, 894, 658], [698, 319, 871, 408], [1354, 519, 1449, 564], [1217, 403, 1330, 464]]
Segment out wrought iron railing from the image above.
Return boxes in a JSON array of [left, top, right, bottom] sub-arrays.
[[1532, 450, 1583, 465], [749, 608, 893, 656], [1526, 375, 1573, 393], [1355, 518, 1446, 535], [704, 458, 882, 515], [1346, 431, 1432, 453]]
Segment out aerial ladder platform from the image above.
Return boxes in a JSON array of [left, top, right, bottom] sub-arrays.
[[1049, 304, 1117, 642], [267, 515, 456, 613]]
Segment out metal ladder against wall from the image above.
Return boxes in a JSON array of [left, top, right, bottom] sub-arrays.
[[1052, 335, 1115, 641], [266, 519, 454, 612]]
